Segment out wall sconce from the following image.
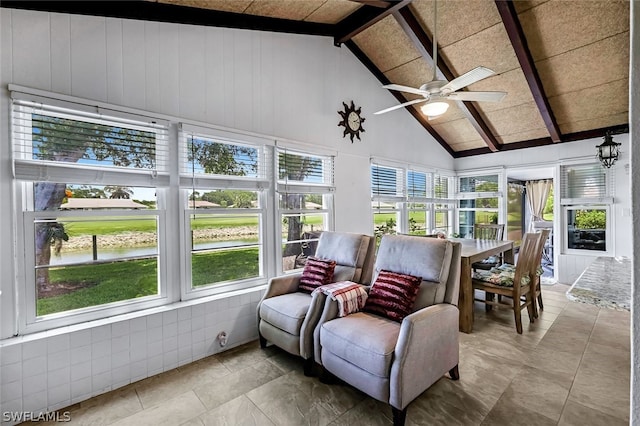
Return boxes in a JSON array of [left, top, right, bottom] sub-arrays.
[[596, 131, 621, 168]]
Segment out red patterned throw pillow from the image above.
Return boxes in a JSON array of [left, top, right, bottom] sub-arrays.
[[298, 257, 336, 293], [363, 270, 422, 322]]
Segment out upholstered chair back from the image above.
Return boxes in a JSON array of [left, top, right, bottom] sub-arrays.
[[374, 235, 460, 310], [314, 231, 376, 284]]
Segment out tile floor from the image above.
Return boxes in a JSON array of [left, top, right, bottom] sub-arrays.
[[26, 283, 631, 425]]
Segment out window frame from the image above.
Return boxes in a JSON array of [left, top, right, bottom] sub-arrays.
[[276, 146, 335, 275], [178, 126, 272, 299], [560, 162, 614, 256], [11, 92, 171, 333], [562, 205, 612, 255], [456, 171, 503, 238]]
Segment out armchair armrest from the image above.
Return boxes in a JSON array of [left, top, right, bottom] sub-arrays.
[[264, 272, 303, 299], [256, 272, 303, 326], [313, 284, 370, 364], [389, 304, 459, 410]]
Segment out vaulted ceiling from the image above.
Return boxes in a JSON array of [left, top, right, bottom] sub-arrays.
[[6, 0, 630, 158]]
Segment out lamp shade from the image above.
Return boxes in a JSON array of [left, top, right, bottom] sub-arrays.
[[596, 132, 621, 168], [420, 100, 449, 118]]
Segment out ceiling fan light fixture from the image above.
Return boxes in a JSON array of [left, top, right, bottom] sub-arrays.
[[420, 100, 449, 118]]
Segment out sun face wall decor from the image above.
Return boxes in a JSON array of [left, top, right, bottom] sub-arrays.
[[338, 101, 365, 142]]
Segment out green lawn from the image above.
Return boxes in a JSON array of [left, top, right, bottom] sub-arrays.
[[64, 214, 323, 236], [38, 247, 260, 316]]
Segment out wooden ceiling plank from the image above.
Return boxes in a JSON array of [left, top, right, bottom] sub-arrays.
[[393, 7, 501, 153], [334, 0, 412, 45], [344, 40, 456, 156], [350, 0, 392, 9], [1, 0, 335, 36], [495, 0, 562, 143]]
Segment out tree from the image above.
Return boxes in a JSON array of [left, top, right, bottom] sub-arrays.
[[105, 186, 134, 199], [66, 185, 106, 199]]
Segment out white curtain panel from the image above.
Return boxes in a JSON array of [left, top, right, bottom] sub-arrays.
[[525, 179, 552, 231]]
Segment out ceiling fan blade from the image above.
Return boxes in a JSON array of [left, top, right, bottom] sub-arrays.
[[382, 84, 428, 96], [374, 98, 428, 115], [447, 91, 507, 102], [441, 66, 496, 93]]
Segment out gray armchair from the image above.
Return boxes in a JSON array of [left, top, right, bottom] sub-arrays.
[[318, 234, 461, 426], [257, 231, 375, 375]]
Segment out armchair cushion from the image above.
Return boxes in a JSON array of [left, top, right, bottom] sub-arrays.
[[321, 312, 400, 377], [298, 256, 336, 293], [259, 292, 311, 335], [363, 270, 422, 322]]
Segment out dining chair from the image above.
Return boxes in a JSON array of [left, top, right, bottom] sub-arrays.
[[471, 223, 506, 271], [530, 229, 551, 318], [472, 232, 542, 334]]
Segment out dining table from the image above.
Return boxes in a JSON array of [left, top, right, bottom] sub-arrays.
[[449, 238, 514, 333]]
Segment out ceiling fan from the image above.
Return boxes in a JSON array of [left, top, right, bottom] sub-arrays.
[[374, 1, 507, 118]]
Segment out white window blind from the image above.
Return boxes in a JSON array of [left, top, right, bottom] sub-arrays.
[[371, 164, 405, 201], [433, 173, 453, 200], [407, 170, 427, 200], [277, 148, 334, 194], [560, 164, 612, 204], [12, 99, 169, 186], [179, 127, 269, 190]]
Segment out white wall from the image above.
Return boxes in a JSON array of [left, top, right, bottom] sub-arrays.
[[0, 8, 454, 417], [455, 136, 632, 284]]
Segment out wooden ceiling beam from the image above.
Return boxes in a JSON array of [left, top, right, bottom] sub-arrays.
[[334, 0, 413, 46], [344, 40, 456, 157], [495, 0, 562, 143], [453, 124, 628, 158], [393, 7, 502, 152]]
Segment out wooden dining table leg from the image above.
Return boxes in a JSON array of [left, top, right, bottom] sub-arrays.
[[503, 247, 514, 264], [459, 257, 473, 333]]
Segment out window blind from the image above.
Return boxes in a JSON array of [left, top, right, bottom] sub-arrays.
[[371, 164, 405, 200], [277, 148, 334, 194], [560, 164, 612, 203], [178, 129, 269, 190], [407, 170, 427, 199], [12, 99, 169, 186]]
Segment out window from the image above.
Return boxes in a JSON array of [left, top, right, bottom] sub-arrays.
[[566, 206, 608, 252], [407, 170, 428, 235], [371, 163, 456, 240], [277, 148, 334, 272], [560, 164, 612, 254], [180, 127, 268, 296], [12, 96, 168, 331], [10, 89, 337, 334], [457, 174, 501, 238], [371, 163, 404, 242], [431, 173, 456, 236], [507, 182, 525, 247], [406, 170, 456, 236]]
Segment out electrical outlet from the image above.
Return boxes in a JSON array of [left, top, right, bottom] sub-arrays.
[[217, 331, 228, 347]]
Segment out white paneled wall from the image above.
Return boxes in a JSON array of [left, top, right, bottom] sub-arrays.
[[0, 290, 263, 416], [0, 7, 454, 420]]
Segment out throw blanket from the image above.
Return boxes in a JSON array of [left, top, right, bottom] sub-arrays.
[[312, 281, 368, 317]]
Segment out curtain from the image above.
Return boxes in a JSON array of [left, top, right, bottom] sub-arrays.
[[525, 179, 552, 231]]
